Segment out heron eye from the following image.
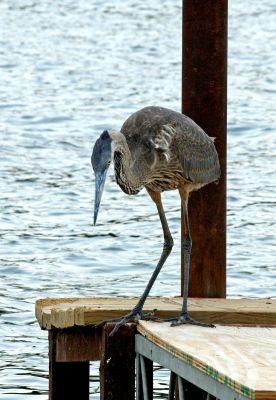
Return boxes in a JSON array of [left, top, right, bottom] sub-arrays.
[[107, 160, 111, 165]]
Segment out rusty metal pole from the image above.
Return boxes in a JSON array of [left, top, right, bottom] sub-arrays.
[[181, 0, 227, 298]]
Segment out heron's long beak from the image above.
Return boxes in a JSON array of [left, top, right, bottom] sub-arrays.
[[94, 170, 107, 225]]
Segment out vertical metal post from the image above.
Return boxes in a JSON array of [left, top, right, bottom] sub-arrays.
[[168, 372, 177, 400], [177, 376, 185, 400], [140, 355, 153, 400], [206, 394, 217, 400], [181, 0, 228, 298], [140, 356, 150, 400], [181, 379, 208, 400], [136, 353, 153, 400], [136, 355, 143, 400]]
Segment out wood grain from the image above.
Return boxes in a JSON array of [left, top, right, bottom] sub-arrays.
[[35, 297, 276, 330], [138, 321, 276, 400]]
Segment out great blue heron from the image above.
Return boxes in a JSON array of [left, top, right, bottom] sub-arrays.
[[91, 106, 220, 336]]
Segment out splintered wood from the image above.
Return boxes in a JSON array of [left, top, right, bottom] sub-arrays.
[[138, 321, 276, 400], [35, 297, 276, 330]]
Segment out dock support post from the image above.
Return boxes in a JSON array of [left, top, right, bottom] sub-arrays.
[[169, 373, 209, 400], [181, 0, 228, 298], [136, 354, 153, 400], [182, 379, 209, 400], [48, 331, 90, 400], [100, 323, 136, 400], [168, 372, 177, 400]]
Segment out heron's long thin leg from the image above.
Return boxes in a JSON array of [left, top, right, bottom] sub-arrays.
[[134, 190, 174, 310], [108, 190, 173, 336], [180, 189, 191, 317], [170, 188, 214, 328]]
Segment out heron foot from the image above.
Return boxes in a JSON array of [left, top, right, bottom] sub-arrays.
[[109, 310, 142, 337], [131, 314, 214, 328], [95, 308, 157, 337], [169, 313, 215, 328]]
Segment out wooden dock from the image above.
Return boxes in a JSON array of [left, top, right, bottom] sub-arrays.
[[35, 297, 276, 399], [137, 321, 276, 400]]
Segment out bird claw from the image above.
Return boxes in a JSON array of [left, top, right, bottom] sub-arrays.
[[93, 309, 158, 337], [108, 309, 143, 337], [94, 311, 214, 336], [138, 313, 215, 328], [169, 313, 215, 328]]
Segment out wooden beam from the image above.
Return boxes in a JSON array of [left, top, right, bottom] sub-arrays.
[[49, 331, 90, 400], [181, 0, 228, 297], [100, 323, 136, 400], [53, 326, 102, 362], [36, 297, 276, 331]]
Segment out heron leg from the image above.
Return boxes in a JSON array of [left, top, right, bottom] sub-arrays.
[[170, 189, 214, 328], [107, 190, 174, 336]]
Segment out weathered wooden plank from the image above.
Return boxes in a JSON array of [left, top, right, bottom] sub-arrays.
[[100, 323, 136, 400], [138, 321, 276, 400], [53, 326, 102, 362], [49, 330, 90, 400], [35, 297, 276, 330]]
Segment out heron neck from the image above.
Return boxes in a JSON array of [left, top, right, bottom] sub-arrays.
[[110, 131, 142, 194]]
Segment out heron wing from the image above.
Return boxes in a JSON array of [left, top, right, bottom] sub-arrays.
[[120, 106, 221, 184], [172, 119, 221, 184]]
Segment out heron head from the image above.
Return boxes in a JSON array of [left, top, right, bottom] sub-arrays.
[[91, 130, 112, 225]]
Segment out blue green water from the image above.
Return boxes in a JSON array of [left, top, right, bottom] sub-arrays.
[[0, 1, 275, 398]]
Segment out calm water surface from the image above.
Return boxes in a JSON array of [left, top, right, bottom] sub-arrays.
[[0, 0, 275, 398]]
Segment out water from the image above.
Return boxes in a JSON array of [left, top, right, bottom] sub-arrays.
[[0, 0, 275, 398]]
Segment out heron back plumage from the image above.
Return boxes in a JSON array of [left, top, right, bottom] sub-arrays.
[[119, 106, 220, 193]]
